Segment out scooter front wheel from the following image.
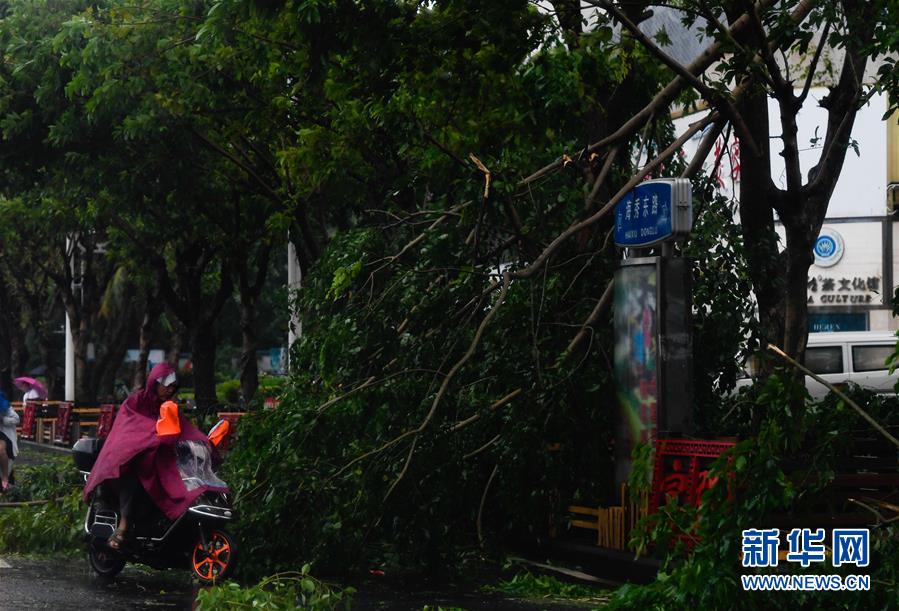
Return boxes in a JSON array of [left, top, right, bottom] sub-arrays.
[[88, 543, 125, 578], [191, 528, 236, 584]]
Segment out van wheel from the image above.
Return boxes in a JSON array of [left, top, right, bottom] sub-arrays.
[[88, 543, 125, 578], [191, 529, 236, 584]]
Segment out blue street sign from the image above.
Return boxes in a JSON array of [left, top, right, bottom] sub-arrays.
[[614, 179, 692, 247]]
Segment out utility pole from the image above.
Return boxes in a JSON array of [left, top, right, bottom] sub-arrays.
[[64, 237, 75, 402], [286, 235, 302, 371]]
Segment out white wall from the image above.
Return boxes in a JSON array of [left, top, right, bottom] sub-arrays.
[[674, 90, 889, 217]]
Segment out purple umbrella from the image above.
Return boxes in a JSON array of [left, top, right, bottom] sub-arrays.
[[14, 376, 48, 400]]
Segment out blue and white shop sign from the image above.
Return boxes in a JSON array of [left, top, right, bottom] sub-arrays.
[[813, 227, 845, 268], [614, 179, 693, 248]]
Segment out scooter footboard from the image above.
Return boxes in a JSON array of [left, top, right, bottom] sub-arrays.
[[85, 502, 118, 539]]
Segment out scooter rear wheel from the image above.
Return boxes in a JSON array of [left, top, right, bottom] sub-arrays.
[[88, 543, 125, 578], [191, 529, 236, 584]]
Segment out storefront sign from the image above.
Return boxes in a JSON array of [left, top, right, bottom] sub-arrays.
[[807, 275, 880, 305], [808, 313, 868, 332], [800, 221, 885, 308]]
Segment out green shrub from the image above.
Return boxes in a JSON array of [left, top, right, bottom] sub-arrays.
[[216, 379, 242, 406], [609, 376, 899, 609], [0, 455, 84, 555], [5, 454, 82, 503], [0, 490, 83, 554]]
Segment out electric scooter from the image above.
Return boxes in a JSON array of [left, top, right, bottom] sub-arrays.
[[73, 436, 237, 584]]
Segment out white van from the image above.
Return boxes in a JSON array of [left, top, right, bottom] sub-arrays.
[[736, 331, 898, 399]]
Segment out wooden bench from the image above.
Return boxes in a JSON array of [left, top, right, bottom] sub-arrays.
[[73, 407, 102, 439]]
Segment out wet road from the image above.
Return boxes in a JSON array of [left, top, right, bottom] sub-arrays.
[[0, 554, 604, 610], [0, 555, 197, 610]]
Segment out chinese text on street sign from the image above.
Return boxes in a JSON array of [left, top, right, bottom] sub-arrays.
[[614, 179, 692, 248]]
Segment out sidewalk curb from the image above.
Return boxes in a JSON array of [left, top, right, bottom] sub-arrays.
[[19, 440, 72, 454]]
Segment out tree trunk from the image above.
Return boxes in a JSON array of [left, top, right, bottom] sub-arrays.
[[0, 328, 11, 398], [9, 331, 27, 396], [167, 322, 184, 368], [73, 324, 91, 404], [134, 297, 161, 390], [37, 334, 59, 400], [782, 222, 814, 366], [736, 89, 785, 353], [94, 299, 136, 402], [236, 243, 271, 405], [190, 324, 218, 413], [239, 295, 259, 404]]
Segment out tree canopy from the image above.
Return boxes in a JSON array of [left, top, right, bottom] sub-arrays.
[[0, 1, 897, 601]]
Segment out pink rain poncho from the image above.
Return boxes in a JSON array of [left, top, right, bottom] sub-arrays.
[[83, 363, 221, 520]]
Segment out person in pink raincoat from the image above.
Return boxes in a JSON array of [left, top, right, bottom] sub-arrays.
[[83, 362, 219, 549]]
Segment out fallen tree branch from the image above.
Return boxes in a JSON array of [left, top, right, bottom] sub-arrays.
[[464, 434, 501, 460], [366, 201, 471, 276], [683, 119, 729, 183], [334, 272, 512, 484], [846, 497, 899, 525], [517, 0, 782, 189], [596, 0, 761, 159], [315, 369, 443, 416], [564, 281, 614, 356], [449, 388, 522, 433], [767, 344, 899, 449], [513, 112, 717, 281], [584, 146, 619, 212], [477, 464, 499, 547], [0, 496, 67, 507], [519, 0, 814, 190], [470, 154, 492, 256]]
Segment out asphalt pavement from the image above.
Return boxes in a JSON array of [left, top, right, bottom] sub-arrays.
[[0, 555, 197, 610]]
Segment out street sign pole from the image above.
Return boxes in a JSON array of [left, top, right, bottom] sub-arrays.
[[612, 179, 693, 483]]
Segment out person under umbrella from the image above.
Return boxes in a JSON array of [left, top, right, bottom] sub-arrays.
[[14, 376, 48, 403]]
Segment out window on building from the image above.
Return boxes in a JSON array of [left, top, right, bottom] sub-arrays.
[[806, 346, 843, 375], [851, 345, 894, 373]]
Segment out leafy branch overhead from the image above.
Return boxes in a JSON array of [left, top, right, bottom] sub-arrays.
[[0, 0, 896, 587]]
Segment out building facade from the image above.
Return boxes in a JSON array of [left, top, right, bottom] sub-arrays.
[[675, 90, 899, 332]]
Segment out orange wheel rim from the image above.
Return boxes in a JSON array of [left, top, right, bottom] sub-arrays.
[[192, 532, 231, 581]]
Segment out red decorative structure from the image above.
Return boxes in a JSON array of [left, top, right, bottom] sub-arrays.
[[54, 402, 73, 445], [19, 402, 36, 441], [650, 439, 735, 513], [96, 404, 117, 439], [263, 397, 280, 410]]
